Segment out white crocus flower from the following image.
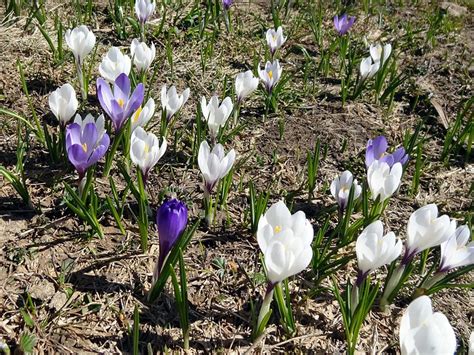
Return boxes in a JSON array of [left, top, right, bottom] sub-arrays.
[[161, 85, 190, 120], [266, 26, 287, 54], [330, 170, 362, 211], [367, 161, 402, 201], [130, 127, 167, 181], [201, 95, 233, 139], [49, 83, 78, 126], [131, 98, 155, 131], [99, 47, 132, 83], [130, 39, 156, 72], [370, 43, 392, 65], [135, 0, 155, 24], [198, 140, 235, 195], [65, 25, 96, 66], [235, 70, 259, 102], [469, 331, 474, 355], [257, 201, 314, 285], [439, 225, 474, 272], [405, 204, 456, 259], [356, 220, 402, 276], [73, 113, 106, 140], [360, 56, 380, 81], [258, 60, 282, 93], [399, 296, 456, 355]]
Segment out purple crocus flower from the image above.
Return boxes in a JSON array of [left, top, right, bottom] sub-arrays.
[[153, 198, 188, 280], [66, 122, 110, 180], [97, 73, 144, 133], [333, 14, 356, 36], [222, 0, 233, 10], [365, 136, 409, 168]]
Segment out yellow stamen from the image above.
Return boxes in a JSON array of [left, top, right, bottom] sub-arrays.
[[274, 225, 282, 234], [144, 144, 149, 154], [81, 143, 88, 152], [268, 70, 273, 80], [118, 98, 125, 108], [133, 106, 142, 122]]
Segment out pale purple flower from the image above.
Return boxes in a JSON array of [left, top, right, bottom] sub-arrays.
[[365, 136, 409, 168], [333, 14, 355, 35], [222, 0, 233, 10], [97, 73, 144, 132], [66, 121, 110, 180]]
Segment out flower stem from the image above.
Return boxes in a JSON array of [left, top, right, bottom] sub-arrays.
[[380, 264, 405, 310]]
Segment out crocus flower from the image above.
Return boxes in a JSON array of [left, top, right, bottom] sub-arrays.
[[222, 0, 233, 10], [135, 0, 155, 24], [367, 161, 403, 201], [131, 98, 155, 131], [360, 56, 380, 81], [198, 140, 235, 195], [370, 43, 392, 65], [65, 25, 96, 66], [153, 198, 188, 281], [97, 73, 144, 132], [201, 95, 233, 139], [366, 136, 409, 168], [99, 47, 132, 83], [73, 113, 106, 140], [235, 70, 259, 103], [49, 83, 78, 126], [65, 121, 110, 180], [333, 14, 355, 35], [439, 225, 473, 272], [330, 170, 362, 211], [355, 220, 402, 285], [399, 296, 456, 355], [266, 26, 286, 55], [130, 39, 156, 72], [130, 127, 167, 182], [257, 200, 314, 285], [258, 60, 282, 93], [161, 85, 190, 120], [404, 204, 456, 264]]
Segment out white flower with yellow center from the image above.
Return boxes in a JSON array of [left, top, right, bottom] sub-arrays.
[[257, 201, 314, 284], [258, 60, 282, 93], [130, 127, 167, 181], [131, 98, 155, 131], [330, 170, 362, 211]]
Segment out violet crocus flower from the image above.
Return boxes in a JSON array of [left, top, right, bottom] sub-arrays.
[[365, 136, 409, 168], [333, 14, 355, 35], [96, 73, 144, 133], [65, 121, 110, 180], [153, 198, 188, 281], [222, 0, 233, 10]]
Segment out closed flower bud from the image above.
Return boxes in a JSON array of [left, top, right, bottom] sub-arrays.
[[130, 127, 167, 182], [235, 70, 259, 102], [130, 39, 156, 72], [65, 25, 96, 65], [367, 161, 402, 201], [153, 198, 188, 281], [200, 95, 233, 139], [198, 140, 235, 195], [99, 47, 132, 83], [161, 85, 190, 120], [49, 83, 78, 126]]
